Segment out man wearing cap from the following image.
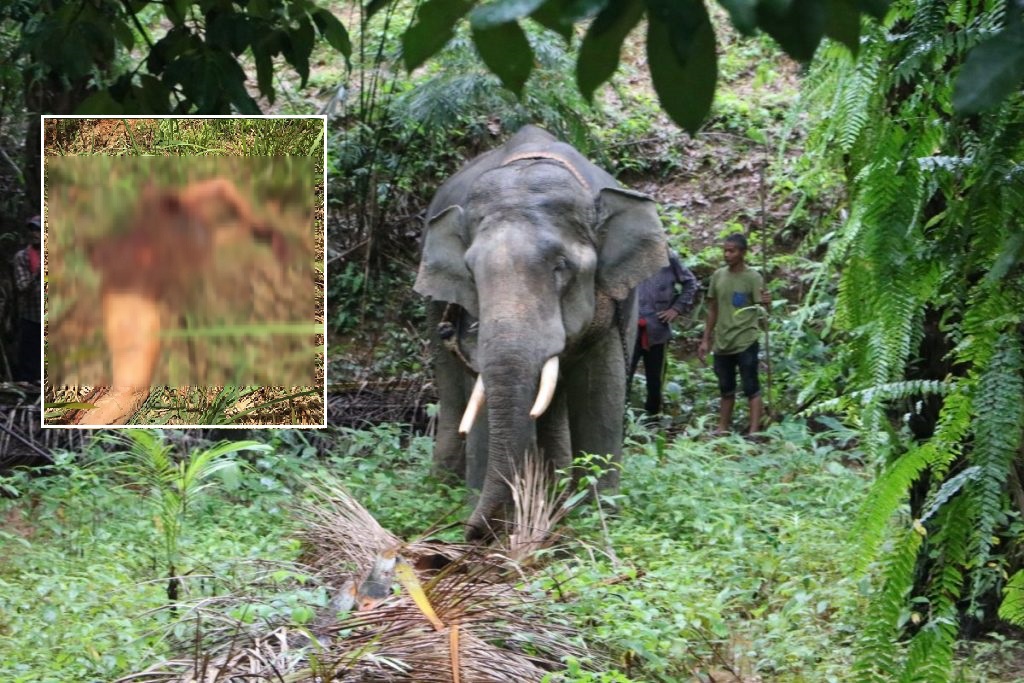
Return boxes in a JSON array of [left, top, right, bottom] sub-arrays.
[[630, 247, 699, 416], [12, 216, 41, 381]]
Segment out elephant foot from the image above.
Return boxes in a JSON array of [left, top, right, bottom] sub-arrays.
[[464, 507, 511, 542]]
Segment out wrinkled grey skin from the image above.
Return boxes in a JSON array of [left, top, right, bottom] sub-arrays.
[[415, 126, 667, 540]]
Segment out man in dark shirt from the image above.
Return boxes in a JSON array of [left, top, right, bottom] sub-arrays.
[[12, 216, 41, 382], [630, 248, 699, 416]]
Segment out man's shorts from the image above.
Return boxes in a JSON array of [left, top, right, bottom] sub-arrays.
[[713, 341, 760, 398]]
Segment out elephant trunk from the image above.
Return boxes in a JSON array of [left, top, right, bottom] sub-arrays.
[[458, 356, 558, 435], [465, 337, 560, 540]]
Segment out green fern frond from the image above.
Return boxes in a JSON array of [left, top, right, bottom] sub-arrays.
[[999, 570, 1024, 626], [918, 465, 979, 523], [805, 379, 951, 416], [966, 332, 1024, 573], [852, 443, 934, 572], [855, 526, 925, 681], [897, 495, 971, 683]]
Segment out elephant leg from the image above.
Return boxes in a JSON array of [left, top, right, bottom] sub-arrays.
[[564, 332, 629, 492], [536, 387, 571, 477], [427, 301, 468, 483]]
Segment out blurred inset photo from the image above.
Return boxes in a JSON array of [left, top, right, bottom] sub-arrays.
[[42, 117, 325, 427]]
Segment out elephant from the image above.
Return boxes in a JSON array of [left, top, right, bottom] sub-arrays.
[[414, 125, 668, 540]]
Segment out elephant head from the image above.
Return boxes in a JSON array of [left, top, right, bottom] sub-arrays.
[[415, 126, 666, 539]]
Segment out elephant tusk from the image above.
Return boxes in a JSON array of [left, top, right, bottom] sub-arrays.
[[458, 375, 485, 436], [529, 356, 559, 419]]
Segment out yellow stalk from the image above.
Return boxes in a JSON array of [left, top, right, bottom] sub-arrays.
[[394, 558, 445, 631]]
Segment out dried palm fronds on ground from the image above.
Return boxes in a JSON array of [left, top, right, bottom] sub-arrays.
[[48, 383, 324, 426], [0, 383, 88, 468], [503, 452, 576, 565], [326, 376, 435, 431], [122, 463, 597, 682]]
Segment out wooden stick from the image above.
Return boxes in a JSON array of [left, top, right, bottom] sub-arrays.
[[759, 144, 774, 421]]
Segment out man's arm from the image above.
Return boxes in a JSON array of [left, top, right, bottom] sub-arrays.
[[698, 295, 717, 365], [670, 259, 699, 314]]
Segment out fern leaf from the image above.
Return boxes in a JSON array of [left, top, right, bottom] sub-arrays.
[[999, 570, 1024, 627], [966, 332, 1024, 573]]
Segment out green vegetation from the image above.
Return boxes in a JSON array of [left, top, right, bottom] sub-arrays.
[[792, 1, 1024, 679], [0, 422, 926, 681], [1, 0, 1022, 680]]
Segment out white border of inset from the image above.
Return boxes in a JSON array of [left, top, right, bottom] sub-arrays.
[[39, 114, 328, 430]]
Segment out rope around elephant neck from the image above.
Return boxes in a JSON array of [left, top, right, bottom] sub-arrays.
[[500, 151, 591, 192]]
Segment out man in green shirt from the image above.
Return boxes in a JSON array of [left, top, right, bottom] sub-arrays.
[[697, 233, 771, 435]]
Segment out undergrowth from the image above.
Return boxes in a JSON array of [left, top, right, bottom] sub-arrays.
[[9, 421, 1017, 681]]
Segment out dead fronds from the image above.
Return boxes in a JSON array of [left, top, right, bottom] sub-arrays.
[[122, 477, 598, 682], [503, 450, 579, 565]]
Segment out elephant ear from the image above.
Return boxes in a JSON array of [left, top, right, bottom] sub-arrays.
[[594, 188, 669, 300], [414, 205, 479, 316]]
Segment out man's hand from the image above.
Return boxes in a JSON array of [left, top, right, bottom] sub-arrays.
[[697, 339, 709, 365], [761, 291, 771, 306], [656, 308, 680, 324]]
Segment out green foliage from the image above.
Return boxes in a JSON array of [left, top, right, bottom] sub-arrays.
[[0, 428, 465, 680], [0, 445, 297, 681], [6, 423, 1023, 680], [953, 7, 1024, 114], [1, 0, 349, 113], [396, 0, 889, 132], [998, 570, 1024, 627], [535, 421, 874, 681], [801, 0, 1024, 677], [100, 431, 271, 602]]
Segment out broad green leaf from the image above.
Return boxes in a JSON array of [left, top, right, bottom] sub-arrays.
[[953, 23, 1024, 115], [147, 26, 191, 75], [75, 90, 124, 115], [717, 0, 757, 35], [530, 0, 579, 39], [576, 0, 645, 101], [364, 0, 389, 20], [282, 17, 315, 86], [165, 0, 189, 25], [291, 605, 316, 625], [471, 0, 548, 29], [402, 0, 473, 71], [756, 0, 825, 62], [110, 18, 135, 51], [138, 75, 171, 113], [254, 42, 275, 102], [856, 0, 890, 19], [824, 0, 860, 54], [569, 0, 610, 16], [313, 8, 351, 59], [218, 52, 261, 114], [646, 0, 717, 135], [471, 20, 534, 96], [208, 11, 253, 54]]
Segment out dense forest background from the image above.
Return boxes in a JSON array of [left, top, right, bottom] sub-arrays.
[[1, 1, 1023, 681]]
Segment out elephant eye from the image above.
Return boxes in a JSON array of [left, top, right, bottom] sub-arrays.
[[554, 256, 570, 272]]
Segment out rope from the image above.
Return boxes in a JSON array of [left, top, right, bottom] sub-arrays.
[[500, 151, 591, 192]]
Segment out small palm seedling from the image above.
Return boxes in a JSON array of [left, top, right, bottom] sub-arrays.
[[102, 430, 271, 608]]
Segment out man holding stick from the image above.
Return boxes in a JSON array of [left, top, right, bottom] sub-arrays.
[[697, 233, 771, 435]]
